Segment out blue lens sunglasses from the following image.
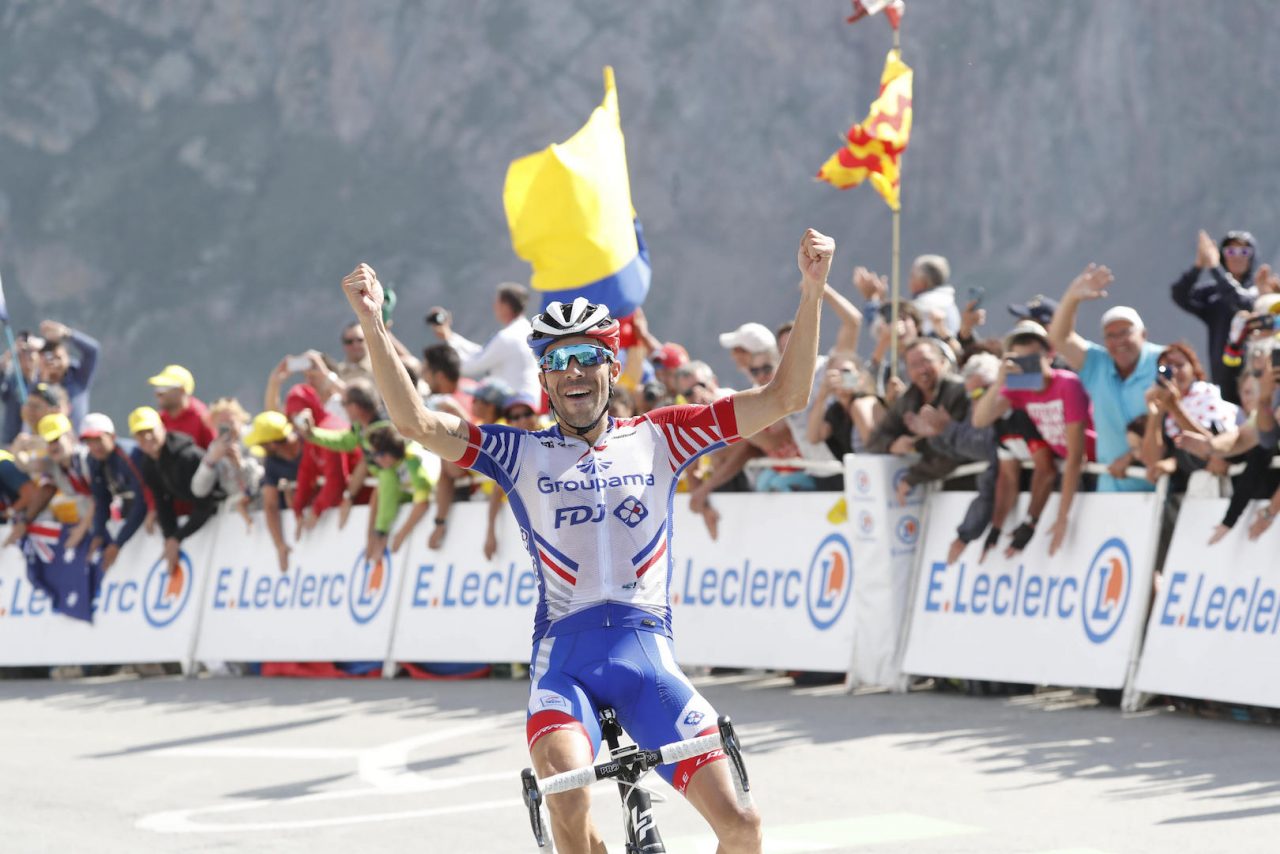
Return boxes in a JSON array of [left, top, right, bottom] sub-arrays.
[[539, 343, 615, 373]]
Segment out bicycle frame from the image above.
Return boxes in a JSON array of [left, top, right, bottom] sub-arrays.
[[520, 710, 751, 852]]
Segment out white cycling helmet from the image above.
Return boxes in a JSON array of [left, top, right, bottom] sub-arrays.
[[528, 297, 620, 357]]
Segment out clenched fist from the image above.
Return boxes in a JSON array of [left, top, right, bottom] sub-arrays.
[[342, 263, 384, 320], [797, 229, 836, 289]]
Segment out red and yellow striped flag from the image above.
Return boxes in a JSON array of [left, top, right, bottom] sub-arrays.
[[816, 48, 914, 210]]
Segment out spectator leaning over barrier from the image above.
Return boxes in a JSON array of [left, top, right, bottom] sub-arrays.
[[1170, 230, 1265, 402], [192, 398, 263, 530], [37, 320, 100, 431], [13, 382, 69, 471], [148, 364, 214, 449], [243, 411, 302, 572], [6, 413, 95, 550], [299, 379, 383, 534], [130, 406, 222, 568], [0, 331, 44, 445], [1197, 348, 1280, 544], [283, 384, 356, 533], [0, 445, 37, 529], [867, 338, 972, 505], [1048, 264, 1162, 492], [971, 321, 1096, 555], [427, 283, 541, 401], [365, 424, 436, 558], [905, 354, 1001, 564], [82, 413, 149, 572]]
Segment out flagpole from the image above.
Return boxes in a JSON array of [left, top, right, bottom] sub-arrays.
[[0, 272, 27, 405], [888, 24, 902, 385]]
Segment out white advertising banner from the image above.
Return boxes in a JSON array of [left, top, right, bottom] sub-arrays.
[[669, 492, 855, 671], [390, 503, 538, 664], [391, 494, 858, 672], [194, 508, 398, 662], [844, 455, 923, 688], [0, 526, 214, 665], [1135, 498, 1280, 708], [901, 491, 1159, 688]]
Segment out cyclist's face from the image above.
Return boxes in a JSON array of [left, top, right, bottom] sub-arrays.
[[540, 336, 620, 423]]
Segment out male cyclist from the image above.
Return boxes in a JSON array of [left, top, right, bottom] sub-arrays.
[[342, 229, 834, 854]]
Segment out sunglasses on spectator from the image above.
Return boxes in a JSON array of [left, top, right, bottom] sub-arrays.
[[539, 343, 614, 373], [748, 364, 776, 377], [506, 408, 536, 420], [342, 336, 364, 345], [1223, 246, 1254, 258]]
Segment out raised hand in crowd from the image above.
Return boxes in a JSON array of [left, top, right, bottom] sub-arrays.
[[1256, 263, 1280, 295], [958, 299, 986, 341], [38, 320, 70, 343], [425, 305, 452, 340], [1064, 263, 1114, 303], [630, 306, 663, 354], [884, 374, 907, 406], [1194, 229, 1220, 269], [853, 266, 887, 302]]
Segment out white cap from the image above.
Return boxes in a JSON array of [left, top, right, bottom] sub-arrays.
[[1256, 294, 1280, 315], [718, 322, 776, 354], [79, 412, 116, 438], [1003, 319, 1051, 350], [1100, 305, 1145, 332]]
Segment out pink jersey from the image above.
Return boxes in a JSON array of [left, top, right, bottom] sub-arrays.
[[1001, 369, 1097, 460]]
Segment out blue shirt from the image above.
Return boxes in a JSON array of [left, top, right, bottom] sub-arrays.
[[1078, 340, 1163, 492]]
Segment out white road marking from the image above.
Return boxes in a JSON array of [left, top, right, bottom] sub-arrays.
[[661, 812, 982, 852]]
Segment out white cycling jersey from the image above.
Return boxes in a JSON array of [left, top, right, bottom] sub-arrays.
[[457, 396, 742, 641]]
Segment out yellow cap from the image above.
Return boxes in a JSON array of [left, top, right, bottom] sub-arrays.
[[243, 411, 293, 446], [37, 413, 73, 443], [147, 364, 195, 395], [128, 406, 163, 435]]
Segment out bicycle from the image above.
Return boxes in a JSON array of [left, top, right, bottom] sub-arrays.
[[520, 707, 753, 852]]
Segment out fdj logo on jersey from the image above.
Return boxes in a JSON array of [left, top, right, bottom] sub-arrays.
[[142, 554, 194, 627], [923, 537, 1132, 645], [806, 534, 853, 630]]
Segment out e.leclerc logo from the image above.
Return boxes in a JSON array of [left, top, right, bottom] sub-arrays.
[[348, 549, 391, 624], [1080, 538, 1131, 643], [853, 469, 872, 495], [669, 533, 853, 631], [806, 534, 853, 630], [923, 537, 1132, 645], [210, 548, 391, 626], [896, 515, 920, 546], [143, 553, 193, 628]]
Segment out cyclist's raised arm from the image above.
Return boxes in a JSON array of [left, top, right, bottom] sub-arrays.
[[732, 229, 833, 439], [341, 264, 472, 462]]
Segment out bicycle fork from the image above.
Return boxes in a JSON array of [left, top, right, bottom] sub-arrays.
[[600, 708, 666, 854]]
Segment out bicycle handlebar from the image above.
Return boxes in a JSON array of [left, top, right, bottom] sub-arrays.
[[659, 732, 723, 765], [538, 765, 601, 796]]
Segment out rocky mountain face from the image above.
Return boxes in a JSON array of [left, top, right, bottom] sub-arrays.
[[1, 0, 1277, 418]]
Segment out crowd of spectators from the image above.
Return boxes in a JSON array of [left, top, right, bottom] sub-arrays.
[[1, 231, 1279, 678]]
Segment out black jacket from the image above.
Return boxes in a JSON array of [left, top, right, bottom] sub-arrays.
[[866, 377, 972, 486], [140, 431, 222, 541], [1170, 264, 1255, 402]]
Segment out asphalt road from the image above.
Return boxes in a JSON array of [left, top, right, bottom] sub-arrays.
[[1, 673, 1277, 853]]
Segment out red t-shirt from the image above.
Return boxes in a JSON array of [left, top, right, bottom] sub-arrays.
[[161, 398, 215, 449], [1001, 369, 1097, 460]]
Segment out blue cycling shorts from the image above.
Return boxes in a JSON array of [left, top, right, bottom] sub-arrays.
[[525, 625, 724, 794]]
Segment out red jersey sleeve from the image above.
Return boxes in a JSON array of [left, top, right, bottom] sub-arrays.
[[643, 397, 741, 472]]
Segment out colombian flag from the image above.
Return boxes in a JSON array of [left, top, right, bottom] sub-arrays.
[[817, 49, 913, 211], [503, 67, 650, 320]]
